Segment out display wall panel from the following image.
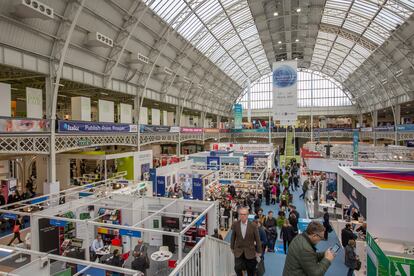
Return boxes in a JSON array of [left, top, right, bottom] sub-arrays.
[[26, 87, 43, 119], [0, 83, 11, 117], [98, 100, 114, 123]]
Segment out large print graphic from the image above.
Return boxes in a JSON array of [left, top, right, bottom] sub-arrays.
[[272, 60, 298, 126]]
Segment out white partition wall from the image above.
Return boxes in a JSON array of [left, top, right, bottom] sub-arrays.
[[167, 112, 175, 126], [26, 87, 43, 118], [163, 110, 168, 125], [139, 107, 148, 124], [151, 108, 160, 125], [0, 82, 11, 117], [71, 96, 91, 121], [119, 103, 132, 123], [98, 99, 114, 123]]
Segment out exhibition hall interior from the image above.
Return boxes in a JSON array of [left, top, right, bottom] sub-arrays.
[[0, 0, 414, 275]]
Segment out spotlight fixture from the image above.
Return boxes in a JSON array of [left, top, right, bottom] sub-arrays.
[[273, 12, 278, 16], [278, 41, 282, 44], [296, 8, 301, 12], [295, 38, 299, 42]]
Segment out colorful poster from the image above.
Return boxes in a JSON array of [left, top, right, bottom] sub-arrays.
[[0, 118, 50, 133], [58, 120, 137, 133], [272, 60, 298, 126], [233, 104, 243, 129]]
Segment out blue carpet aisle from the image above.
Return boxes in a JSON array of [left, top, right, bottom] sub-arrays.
[[225, 189, 348, 275]]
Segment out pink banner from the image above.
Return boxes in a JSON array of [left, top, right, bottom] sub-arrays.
[[180, 127, 203, 133]]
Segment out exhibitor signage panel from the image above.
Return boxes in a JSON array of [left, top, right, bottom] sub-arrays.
[[272, 60, 298, 126], [58, 120, 137, 133]]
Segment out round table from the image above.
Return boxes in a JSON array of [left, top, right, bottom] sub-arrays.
[[151, 251, 172, 275]]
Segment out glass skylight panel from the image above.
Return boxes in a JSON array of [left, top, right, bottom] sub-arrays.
[[343, 20, 367, 35], [145, 0, 268, 86]]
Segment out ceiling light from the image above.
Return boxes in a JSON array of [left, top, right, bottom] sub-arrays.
[[295, 57, 298, 60], [295, 38, 299, 42], [278, 41, 282, 44], [100, 92, 109, 96], [273, 12, 278, 16], [296, 8, 301, 12], [11, 88, 19, 91], [281, 59, 284, 61]]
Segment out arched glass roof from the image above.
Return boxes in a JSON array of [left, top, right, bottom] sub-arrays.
[[145, 0, 414, 108], [145, 0, 269, 86], [238, 69, 352, 109]]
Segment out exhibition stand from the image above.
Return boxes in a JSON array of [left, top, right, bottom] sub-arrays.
[[0, 179, 218, 273], [336, 167, 414, 275], [56, 150, 153, 189], [0, 245, 140, 276]]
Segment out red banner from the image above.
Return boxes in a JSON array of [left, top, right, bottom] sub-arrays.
[[180, 127, 203, 133], [300, 147, 322, 159]]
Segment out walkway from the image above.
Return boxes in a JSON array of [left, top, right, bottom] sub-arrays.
[[225, 189, 348, 275]]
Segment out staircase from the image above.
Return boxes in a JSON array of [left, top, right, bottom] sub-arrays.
[[285, 128, 296, 158]]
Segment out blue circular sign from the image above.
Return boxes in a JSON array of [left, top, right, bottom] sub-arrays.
[[273, 65, 297, 88]]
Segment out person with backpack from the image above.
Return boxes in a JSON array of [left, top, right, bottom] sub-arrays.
[[8, 217, 23, 246]]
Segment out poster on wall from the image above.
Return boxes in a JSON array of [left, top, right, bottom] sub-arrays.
[[26, 87, 43, 119], [156, 176, 166, 196], [342, 179, 367, 219], [272, 60, 298, 126], [38, 218, 60, 254], [207, 156, 220, 170], [233, 104, 243, 129], [0, 118, 50, 133], [149, 168, 156, 195], [326, 173, 337, 201], [192, 178, 203, 200]]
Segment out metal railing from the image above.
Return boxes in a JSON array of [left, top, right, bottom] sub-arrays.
[[169, 236, 235, 276]]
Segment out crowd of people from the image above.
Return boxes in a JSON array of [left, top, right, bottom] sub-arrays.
[[225, 157, 366, 276]]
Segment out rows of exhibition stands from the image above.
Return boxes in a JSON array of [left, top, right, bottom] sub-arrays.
[[301, 142, 414, 276], [0, 143, 275, 275]]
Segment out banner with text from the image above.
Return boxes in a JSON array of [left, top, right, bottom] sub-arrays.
[[58, 120, 137, 133], [233, 104, 243, 129], [272, 60, 297, 126]]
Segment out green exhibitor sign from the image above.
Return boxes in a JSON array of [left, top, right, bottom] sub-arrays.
[[367, 232, 414, 276], [367, 232, 389, 276]]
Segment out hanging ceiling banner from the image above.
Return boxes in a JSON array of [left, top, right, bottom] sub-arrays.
[[272, 60, 298, 126]]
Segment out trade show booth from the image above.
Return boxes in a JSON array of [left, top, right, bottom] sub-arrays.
[[336, 167, 414, 276], [56, 150, 153, 189], [0, 179, 218, 275]]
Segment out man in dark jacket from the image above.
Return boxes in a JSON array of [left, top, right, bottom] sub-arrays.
[[131, 252, 149, 275], [283, 221, 335, 276], [263, 211, 277, 252], [341, 223, 356, 247], [230, 207, 262, 276]]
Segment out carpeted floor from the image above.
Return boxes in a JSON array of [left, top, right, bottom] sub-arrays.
[[225, 188, 348, 275]]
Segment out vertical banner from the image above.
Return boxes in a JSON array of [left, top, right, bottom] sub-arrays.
[[192, 178, 203, 200], [156, 176, 166, 196], [149, 168, 157, 195], [233, 104, 243, 129], [206, 156, 220, 170], [272, 60, 298, 126], [246, 155, 255, 167], [26, 87, 43, 119], [98, 100, 114, 123], [353, 130, 359, 166]]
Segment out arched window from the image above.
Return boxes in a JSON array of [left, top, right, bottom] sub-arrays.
[[238, 69, 352, 109]]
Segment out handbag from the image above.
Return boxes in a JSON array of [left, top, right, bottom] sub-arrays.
[[12, 224, 20, 233], [356, 260, 362, 271], [256, 259, 265, 276]]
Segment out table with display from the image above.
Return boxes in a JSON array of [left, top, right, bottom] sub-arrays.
[[150, 250, 173, 275]]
